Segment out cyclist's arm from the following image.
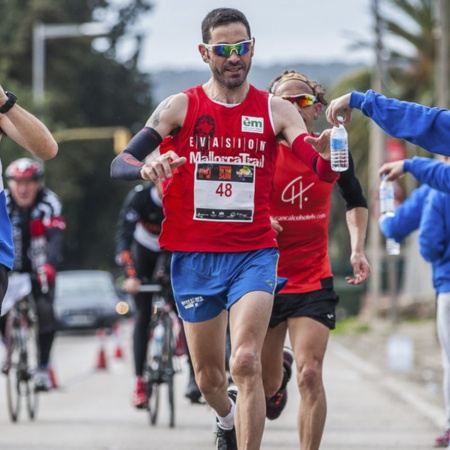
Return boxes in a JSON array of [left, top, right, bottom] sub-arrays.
[[43, 191, 65, 271], [46, 227, 64, 269], [115, 189, 140, 279]]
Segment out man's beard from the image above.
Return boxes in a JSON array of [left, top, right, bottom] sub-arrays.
[[212, 59, 252, 89]]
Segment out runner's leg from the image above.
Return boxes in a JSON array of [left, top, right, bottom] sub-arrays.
[[261, 323, 287, 397], [288, 316, 329, 450], [229, 290, 274, 450], [183, 311, 230, 416]]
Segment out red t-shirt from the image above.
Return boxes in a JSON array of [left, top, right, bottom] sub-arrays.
[[159, 85, 279, 252], [270, 142, 337, 293]]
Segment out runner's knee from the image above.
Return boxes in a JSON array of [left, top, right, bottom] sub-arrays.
[[229, 347, 259, 383]]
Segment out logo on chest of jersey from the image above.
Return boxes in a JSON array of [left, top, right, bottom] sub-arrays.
[[242, 116, 264, 134], [282, 176, 315, 209]]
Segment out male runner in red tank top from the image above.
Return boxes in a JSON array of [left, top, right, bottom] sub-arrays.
[[261, 71, 370, 450], [111, 8, 337, 450]]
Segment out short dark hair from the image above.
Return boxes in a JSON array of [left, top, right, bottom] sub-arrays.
[[201, 8, 251, 43]]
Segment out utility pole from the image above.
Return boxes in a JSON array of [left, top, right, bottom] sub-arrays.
[[435, 0, 449, 108], [366, 0, 386, 320]]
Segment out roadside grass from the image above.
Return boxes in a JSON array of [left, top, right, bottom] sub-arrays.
[[334, 316, 371, 335]]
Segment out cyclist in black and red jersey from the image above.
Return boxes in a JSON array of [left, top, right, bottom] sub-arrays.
[[115, 181, 201, 408], [2, 158, 65, 392]]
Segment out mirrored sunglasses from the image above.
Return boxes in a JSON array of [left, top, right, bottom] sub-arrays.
[[281, 94, 317, 108], [202, 39, 253, 57]]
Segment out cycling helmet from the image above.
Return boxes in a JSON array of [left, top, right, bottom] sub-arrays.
[[5, 158, 44, 180]]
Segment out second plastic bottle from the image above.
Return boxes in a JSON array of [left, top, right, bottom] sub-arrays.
[[379, 175, 401, 255]]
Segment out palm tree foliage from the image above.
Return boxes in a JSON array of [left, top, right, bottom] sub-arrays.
[[328, 0, 439, 272]]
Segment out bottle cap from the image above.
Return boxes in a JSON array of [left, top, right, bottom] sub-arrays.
[[337, 116, 344, 124]]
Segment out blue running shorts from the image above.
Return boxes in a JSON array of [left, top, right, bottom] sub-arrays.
[[171, 248, 285, 323]]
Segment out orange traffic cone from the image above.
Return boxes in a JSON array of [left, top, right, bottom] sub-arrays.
[[95, 328, 108, 370], [48, 365, 58, 389], [112, 322, 124, 359]]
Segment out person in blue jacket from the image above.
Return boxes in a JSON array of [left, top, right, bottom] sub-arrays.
[[417, 161, 450, 448], [326, 90, 450, 158], [376, 155, 450, 447], [378, 155, 450, 243]]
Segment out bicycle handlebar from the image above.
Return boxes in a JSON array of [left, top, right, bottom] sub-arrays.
[[138, 284, 163, 293]]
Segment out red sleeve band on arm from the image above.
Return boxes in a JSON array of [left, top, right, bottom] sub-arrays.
[[291, 134, 337, 183]]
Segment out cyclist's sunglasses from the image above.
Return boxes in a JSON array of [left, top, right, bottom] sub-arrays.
[[281, 94, 318, 108], [202, 39, 253, 57]]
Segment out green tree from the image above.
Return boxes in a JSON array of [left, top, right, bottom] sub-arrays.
[[0, 0, 154, 271], [326, 0, 440, 273]]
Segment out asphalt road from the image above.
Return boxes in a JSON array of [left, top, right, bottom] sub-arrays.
[[0, 320, 444, 449]]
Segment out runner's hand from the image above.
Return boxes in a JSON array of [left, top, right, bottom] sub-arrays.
[[346, 253, 370, 285], [304, 129, 331, 160], [270, 217, 283, 235], [140, 150, 186, 183]]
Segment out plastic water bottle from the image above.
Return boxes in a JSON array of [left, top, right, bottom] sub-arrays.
[[152, 323, 164, 358], [379, 175, 401, 255], [330, 116, 349, 171]]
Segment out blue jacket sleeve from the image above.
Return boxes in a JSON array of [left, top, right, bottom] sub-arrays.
[[418, 190, 446, 262], [350, 91, 450, 156], [379, 185, 431, 242], [404, 157, 450, 193]]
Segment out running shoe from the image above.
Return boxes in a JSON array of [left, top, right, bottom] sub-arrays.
[[434, 429, 450, 447], [266, 349, 294, 420], [34, 368, 53, 392], [131, 376, 147, 409], [215, 386, 238, 450]]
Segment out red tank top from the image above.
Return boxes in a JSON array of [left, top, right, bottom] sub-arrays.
[[159, 84, 279, 252], [270, 142, 337, 293]]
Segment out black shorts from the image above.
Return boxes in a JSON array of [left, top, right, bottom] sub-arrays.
[[269, 288, 339, 330]]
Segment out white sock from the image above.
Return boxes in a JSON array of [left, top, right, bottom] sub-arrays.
[[216, 397, 236, 430]]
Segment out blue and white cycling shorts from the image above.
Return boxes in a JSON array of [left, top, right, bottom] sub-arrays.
[[171, 248, 286, 323]]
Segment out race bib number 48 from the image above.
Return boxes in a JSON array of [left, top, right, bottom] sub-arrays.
[[194, 162, 255, 222]]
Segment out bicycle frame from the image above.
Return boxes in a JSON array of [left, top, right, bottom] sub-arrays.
[[4, 290, 40, 422], [143, 285, 180, 428]]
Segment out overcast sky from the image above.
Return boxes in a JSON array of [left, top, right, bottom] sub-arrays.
[[124, 0, 410, 74]]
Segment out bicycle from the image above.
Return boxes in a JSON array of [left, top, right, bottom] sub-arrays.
[[1, 272, 40, 422], [140, 283, 181, 428]]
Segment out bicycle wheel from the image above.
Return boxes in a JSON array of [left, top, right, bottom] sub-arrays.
[[147, 316, 162, 426], [24, 313, 39, 420], [148, 377, 160, 425], [5, 315, 21, 422], [161, 313, 175, 428]]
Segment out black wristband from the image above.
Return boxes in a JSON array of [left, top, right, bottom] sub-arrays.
[[0, 92, 17, 114]]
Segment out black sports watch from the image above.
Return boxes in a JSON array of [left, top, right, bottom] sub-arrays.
[[0, 92, 17, 114]]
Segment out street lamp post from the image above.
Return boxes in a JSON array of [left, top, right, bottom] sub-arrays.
[[32, 22, 110, 108]]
